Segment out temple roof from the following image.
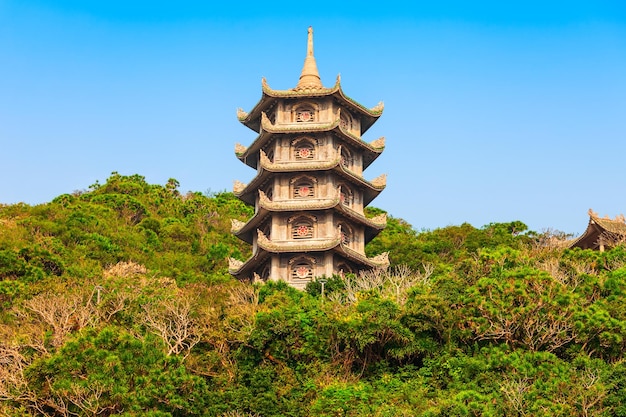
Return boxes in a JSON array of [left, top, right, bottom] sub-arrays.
[[228, 231, 389, 278], [231, 189, 387, 244], [568, 209, 626, 250], [233, 159, 386, 206], [235, 118, 385, 170], [237, 27, 383, 135]]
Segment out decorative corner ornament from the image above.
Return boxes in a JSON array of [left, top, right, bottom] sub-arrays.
[[258, 189, 270, 204], [233, 180, 246, 194], [260, 112, 274, 130], [371, 213, 388, 225], [228, 257, 244, 270], [257, 229, 270, 245], [371, 174, 387, 188], [230, 219, 246, 232], [370, 136, 386, 149], [259, 149, 271, 166], [234, 143, 247, 155], [371, 101, 384, 113], [236, 108, 248, 121], [372, 252, 390, 266], [261, 77, 270, 91]]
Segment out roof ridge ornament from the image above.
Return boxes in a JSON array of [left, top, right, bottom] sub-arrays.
[[294, 27, 323, 91], [236, 108, 248, 121]]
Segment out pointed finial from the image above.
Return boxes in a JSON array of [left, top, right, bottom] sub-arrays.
[[307, 26, 314, 57], [295, 26, 323, 90]]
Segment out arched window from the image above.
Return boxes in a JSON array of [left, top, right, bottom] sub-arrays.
[[296, 108, 315, 122], [260, 261, 271, 280], [292, 262, 312, 279], [340, 147, 352, 169], [340, 111, 352, 130], [290, 216, 315, 239], [292, 177, 316, 199], [293, 102, 318, 123], [292, 137, 316, 161], [289, 255, 317, 280], [295, 142, 315, 160], [339, 185, 353, 207], [338, 223, 352, 245], [336, 262, 353, 275]]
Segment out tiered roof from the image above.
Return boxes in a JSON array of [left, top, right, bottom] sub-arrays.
[[229, 27, 389, 280], [236, 27, 384, 136]]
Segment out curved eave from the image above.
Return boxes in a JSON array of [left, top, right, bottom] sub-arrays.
[[234, 170, 272, 205], [331, 125, 384, 170], [235, 129, 275, 169], [233, 160, 339, 204], [568, 221, 602, 250], [237, 116, 385, 171], [232, 208, 270, 244], [239, 77, 383, 134], [233, 195, 343, 243], [234, 160, 385, 206], [261, 114, 385, 159], [261, 152, 342, 173], [334, 245, 390, 269], [332, 85, 383, 135], [229, 250, 271, 278], [568, 215, 626, 250], [257, 236, 343, 253], [333, 165, 386, 207], [335, 205, 386, 243]]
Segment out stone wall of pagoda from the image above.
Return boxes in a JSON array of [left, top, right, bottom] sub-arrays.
[[229, 27, 388, 289]]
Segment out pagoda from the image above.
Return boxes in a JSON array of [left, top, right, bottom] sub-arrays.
[[229, 27, 389, 289]]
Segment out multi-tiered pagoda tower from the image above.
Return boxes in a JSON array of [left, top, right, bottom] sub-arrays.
[[229, 27, 389, 289]]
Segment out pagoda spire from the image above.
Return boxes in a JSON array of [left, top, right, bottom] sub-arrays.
[[295, 26, 323, 90]]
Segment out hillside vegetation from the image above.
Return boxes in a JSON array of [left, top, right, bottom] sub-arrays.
[[1, 173, 626, 416]]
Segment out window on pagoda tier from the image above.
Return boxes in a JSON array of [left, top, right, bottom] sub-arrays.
[[340, 147, 353, 169], [340, 111, 353, 131], [264, 185, 273, 201], [338, 223, 352, 245], [262, 223, 272, 240], [292, 102, 318, 123], [292, 177, 316, 199], [339, 185, 353, 207], [295, 108, 315, 123], [293, 140, 316, 161], [291, 260, 313, 280], [265, 147, 275, 162], [290, 216, 315, 239], [336, 262, 353, 275]]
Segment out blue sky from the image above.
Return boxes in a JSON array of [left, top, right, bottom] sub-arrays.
[[1, 1, 625, 235]]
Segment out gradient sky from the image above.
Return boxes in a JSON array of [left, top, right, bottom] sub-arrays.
[[1, 1, 625, 235]]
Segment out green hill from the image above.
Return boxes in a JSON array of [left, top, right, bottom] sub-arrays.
[[1, 173, 626, 416]]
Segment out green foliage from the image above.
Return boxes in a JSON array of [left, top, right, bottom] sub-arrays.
[[25, 327, 209, 416], [2, 173, 626, 416]]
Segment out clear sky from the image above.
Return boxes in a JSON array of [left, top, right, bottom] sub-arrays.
[[1, 1, 625, 235]]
